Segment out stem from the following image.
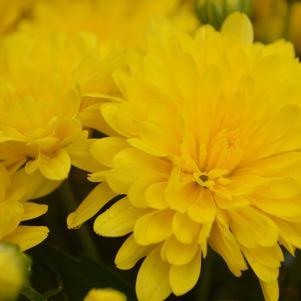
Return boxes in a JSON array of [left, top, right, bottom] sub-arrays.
[[20, 286, 48, 301], [58, 180, 101, 263]]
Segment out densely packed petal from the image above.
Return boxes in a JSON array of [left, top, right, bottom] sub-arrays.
[[0, 30, 118, 184], [69, 13, 301, 301]]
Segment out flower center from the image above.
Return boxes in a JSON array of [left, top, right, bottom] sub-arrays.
[[193, 171, 214, 188], [193, 168, 230, 190], [199, 174, 208, 182]]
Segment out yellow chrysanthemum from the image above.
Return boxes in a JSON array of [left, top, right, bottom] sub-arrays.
[[0, 165, 50, 251], [20, 0, 199, 49], [68, 13, 301, 301], [0, 30, 117, 183], [84, 288, 126, 301], [0, 243, 31, 300]]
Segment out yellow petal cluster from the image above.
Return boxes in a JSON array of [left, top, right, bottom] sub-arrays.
[[68, 13, 301, 301], [84, 288, 126, 301], [0, 30, 118, 184], [0, 164, 49, 251], [0, 243, 31, 300], [20, 0, 199, 48]]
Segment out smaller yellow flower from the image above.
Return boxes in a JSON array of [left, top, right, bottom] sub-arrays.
[[0, 30, 115, 184], [84, 288, 126, 301], [0, 243, 30, 301]]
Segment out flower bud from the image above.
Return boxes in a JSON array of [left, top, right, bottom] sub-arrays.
[[83, 288, 126, 301], [196, 0, 252, 29], [0, 243, 30, 301]]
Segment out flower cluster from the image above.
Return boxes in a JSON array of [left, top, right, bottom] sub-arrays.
[[2, 1, 301, 301], [68, 13, 301, 301]]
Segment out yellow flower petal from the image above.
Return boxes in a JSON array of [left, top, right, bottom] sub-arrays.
[[273, 218, 301, 249], [243, 245, 283, 268], [83, 288, 126, 301], [209, 220, 247, 277], [67, 183, 116, 229], [0, 201, 23, 239], [9, 169, 60, 202], [145, 182, 168, 209], [199, 223, 213, 257], [128, 178, 160, 208], [38, 149, 71, 181], [3, 226, 49, 251], [162, 236, 198, 266], [252, 196, 301, 222], [134, 211, 173, 245], [65, 138, 104, 173], [169, 251, 201, 296], [221, 12, 253, 45], [260, 280, 279, 301], [172, 212, 200, 244], [115, 235, 152, 270], [136, 247, 171, 301], [94, 197, 142, 237], [243, 248, 279, 282], [229, 207, 279, 248], [21, 202, 48, 221], [91, 137, 129, 167], [257, 177, 301, 199], [165, 181, 199, 213], [188, 189, 216, 223]]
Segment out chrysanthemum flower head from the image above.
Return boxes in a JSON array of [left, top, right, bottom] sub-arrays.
[[0, 30, 116, 182], [21, 0, 199, 48], [68, 13, 301, 301]]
